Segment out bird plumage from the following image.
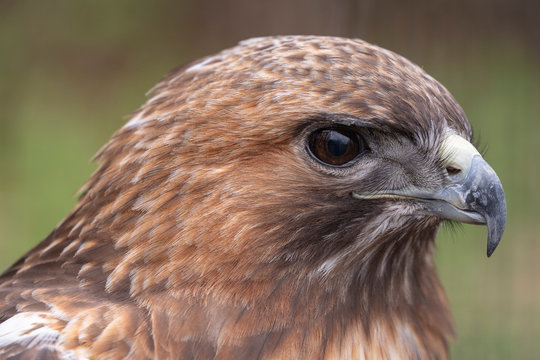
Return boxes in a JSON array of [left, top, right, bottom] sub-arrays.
[[0, 36, 505, 359]]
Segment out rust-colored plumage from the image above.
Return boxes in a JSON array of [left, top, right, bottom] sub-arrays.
[[0, 36, 506, 359]]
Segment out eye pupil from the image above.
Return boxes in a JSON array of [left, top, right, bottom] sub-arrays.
[[308, 127, 365, 166], [327, 132, 350, 157]]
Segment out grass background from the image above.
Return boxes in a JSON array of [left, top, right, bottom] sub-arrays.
[[0, 1, 538, 358]]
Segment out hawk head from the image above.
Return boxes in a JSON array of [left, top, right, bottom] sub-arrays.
[[0, 36, 506, 359]]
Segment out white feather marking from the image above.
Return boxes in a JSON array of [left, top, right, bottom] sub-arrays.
[[40, 237, 64, 256], [315, 204, 412, 276], [67, 219, 85, 238], [0, 312, 60, 351], [78, 262, 94, 277], [184, 56, 216, 73], [74, 240, 97, 257], [239, 36, 267, 46], [124, 111, 149, 128], [317, 255, 341, 277], [59, 239, 81, 258]]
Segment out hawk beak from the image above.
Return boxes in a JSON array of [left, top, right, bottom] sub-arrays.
[[421, 153, 506, 257], [352, 133, 507, 257]]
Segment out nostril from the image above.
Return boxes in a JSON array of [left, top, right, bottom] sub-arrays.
[[446, 166, 461, 176]]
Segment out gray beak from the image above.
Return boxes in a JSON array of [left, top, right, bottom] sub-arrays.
[[420, 155, 507, 257]]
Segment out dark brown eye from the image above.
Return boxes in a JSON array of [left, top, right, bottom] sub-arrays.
[[308, 127, 365, 166]]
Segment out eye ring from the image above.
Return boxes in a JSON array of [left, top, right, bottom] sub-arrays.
[[307, 127, 367, 167]]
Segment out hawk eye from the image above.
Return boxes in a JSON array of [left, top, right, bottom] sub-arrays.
[[308, 127, 365, 166]]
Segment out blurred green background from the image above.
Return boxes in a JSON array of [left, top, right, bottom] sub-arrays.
[[0, 0, 538, 358]]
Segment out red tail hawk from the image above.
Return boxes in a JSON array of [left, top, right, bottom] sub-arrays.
[[0, 36, 506, 359]]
